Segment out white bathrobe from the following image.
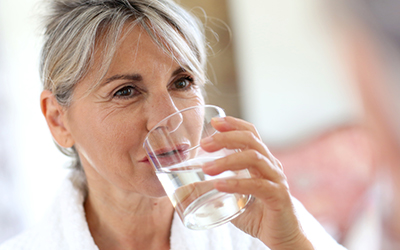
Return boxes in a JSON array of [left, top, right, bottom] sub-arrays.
[[0, 171, 346, 250]]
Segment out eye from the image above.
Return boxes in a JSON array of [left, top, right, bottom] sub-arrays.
[[114, 85, 139, 99], [171, 76, 195, 91]]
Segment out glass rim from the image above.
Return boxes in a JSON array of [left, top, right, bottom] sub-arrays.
[[142, 104, 225, 148]]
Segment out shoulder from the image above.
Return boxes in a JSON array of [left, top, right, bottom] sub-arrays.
[[0, 225, 60, 250], [0, 189, 77, 250], [0, 230, 31, 250], [0, 231, 30, 250], [0, 170, 97, 250]]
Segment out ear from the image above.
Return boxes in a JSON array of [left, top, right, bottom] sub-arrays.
[[40, 90, 75, 148]]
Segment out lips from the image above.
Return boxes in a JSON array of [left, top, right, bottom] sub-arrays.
[[146, 143, 190, 169]]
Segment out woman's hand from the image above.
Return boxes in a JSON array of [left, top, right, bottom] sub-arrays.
[[200, 116, 314, 250]]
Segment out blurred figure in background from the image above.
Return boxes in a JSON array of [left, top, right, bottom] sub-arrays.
[[272, 0, 400, 247], [328, 0, 400, 249]]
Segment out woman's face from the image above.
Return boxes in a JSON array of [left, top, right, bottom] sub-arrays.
[[63, 25, 204, 197]]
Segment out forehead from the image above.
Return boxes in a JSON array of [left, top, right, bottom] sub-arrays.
[[93, 25, 177, 72], [76, 24, 181, 93], [109, 25, 177, 73]]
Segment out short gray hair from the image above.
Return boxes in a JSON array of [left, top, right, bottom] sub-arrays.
[[40, 0, 207, 170]]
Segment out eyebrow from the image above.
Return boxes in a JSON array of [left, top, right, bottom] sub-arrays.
[[102, 74, 142, 86], [172, 67, 186, 76], [101, 67, 188, 87]]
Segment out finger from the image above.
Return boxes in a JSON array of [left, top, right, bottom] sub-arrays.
[[201, 130, 265, 152], [202, 149, 284, 183], [214, 178, 290, 206], [201, 130, 270, 159], [211, 116, 262, 140], [204, 117, 283, 170]]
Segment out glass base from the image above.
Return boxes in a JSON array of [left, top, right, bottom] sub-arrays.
[[182, 189, 252, 230]]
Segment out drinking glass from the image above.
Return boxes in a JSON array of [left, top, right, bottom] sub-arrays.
[[143, 105, 253, 230]]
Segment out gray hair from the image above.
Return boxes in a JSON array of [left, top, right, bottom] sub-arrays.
[[40, 0, 207, 170]]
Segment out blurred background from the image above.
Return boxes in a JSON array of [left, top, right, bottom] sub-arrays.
[[0, 0, 379, 248]]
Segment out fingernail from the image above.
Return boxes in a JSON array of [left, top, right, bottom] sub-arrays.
[[212, 117, 234, 130], [201, 136, 213, 145], [211, 117, 225, 124]]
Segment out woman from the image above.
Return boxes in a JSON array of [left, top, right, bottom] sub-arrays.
[[0, 0, 345, 249]]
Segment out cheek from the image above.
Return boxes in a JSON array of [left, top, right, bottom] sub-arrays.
[[67, 106, 144, 166], [174, 91, 204, 109], [188, 116, 204, 145], [179, 106, 205, 146]]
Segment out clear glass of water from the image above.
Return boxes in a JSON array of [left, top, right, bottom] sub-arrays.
[[143, 105, 253, 230]]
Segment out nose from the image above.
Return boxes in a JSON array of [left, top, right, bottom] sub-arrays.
[[146, 92, 183, 133]]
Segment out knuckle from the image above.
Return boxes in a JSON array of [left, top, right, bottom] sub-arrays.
[[212, 133, 227, 147], [277, 184, 291, 202], [222, 154, 235, 167], [247, 149, 262, 162], [253, 179, 264, 189], [275, 158, 284, 170], [215, 155, 227, 166], [248, 123, 257, 133], [212, 132, 223, 142], [229, 179, 240, 188], [248, 130, 261, 143], [241, 131, 258, 145], [243, 130, 254, 138]]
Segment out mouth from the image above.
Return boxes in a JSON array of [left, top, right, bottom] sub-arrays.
[[139, 156, 150, 163], [153, 144, 189, 156], [144, 143, 191, 168], [156, 149, 180, 157]]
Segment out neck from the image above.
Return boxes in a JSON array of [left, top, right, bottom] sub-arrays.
[[84, 182, 174, 250]]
